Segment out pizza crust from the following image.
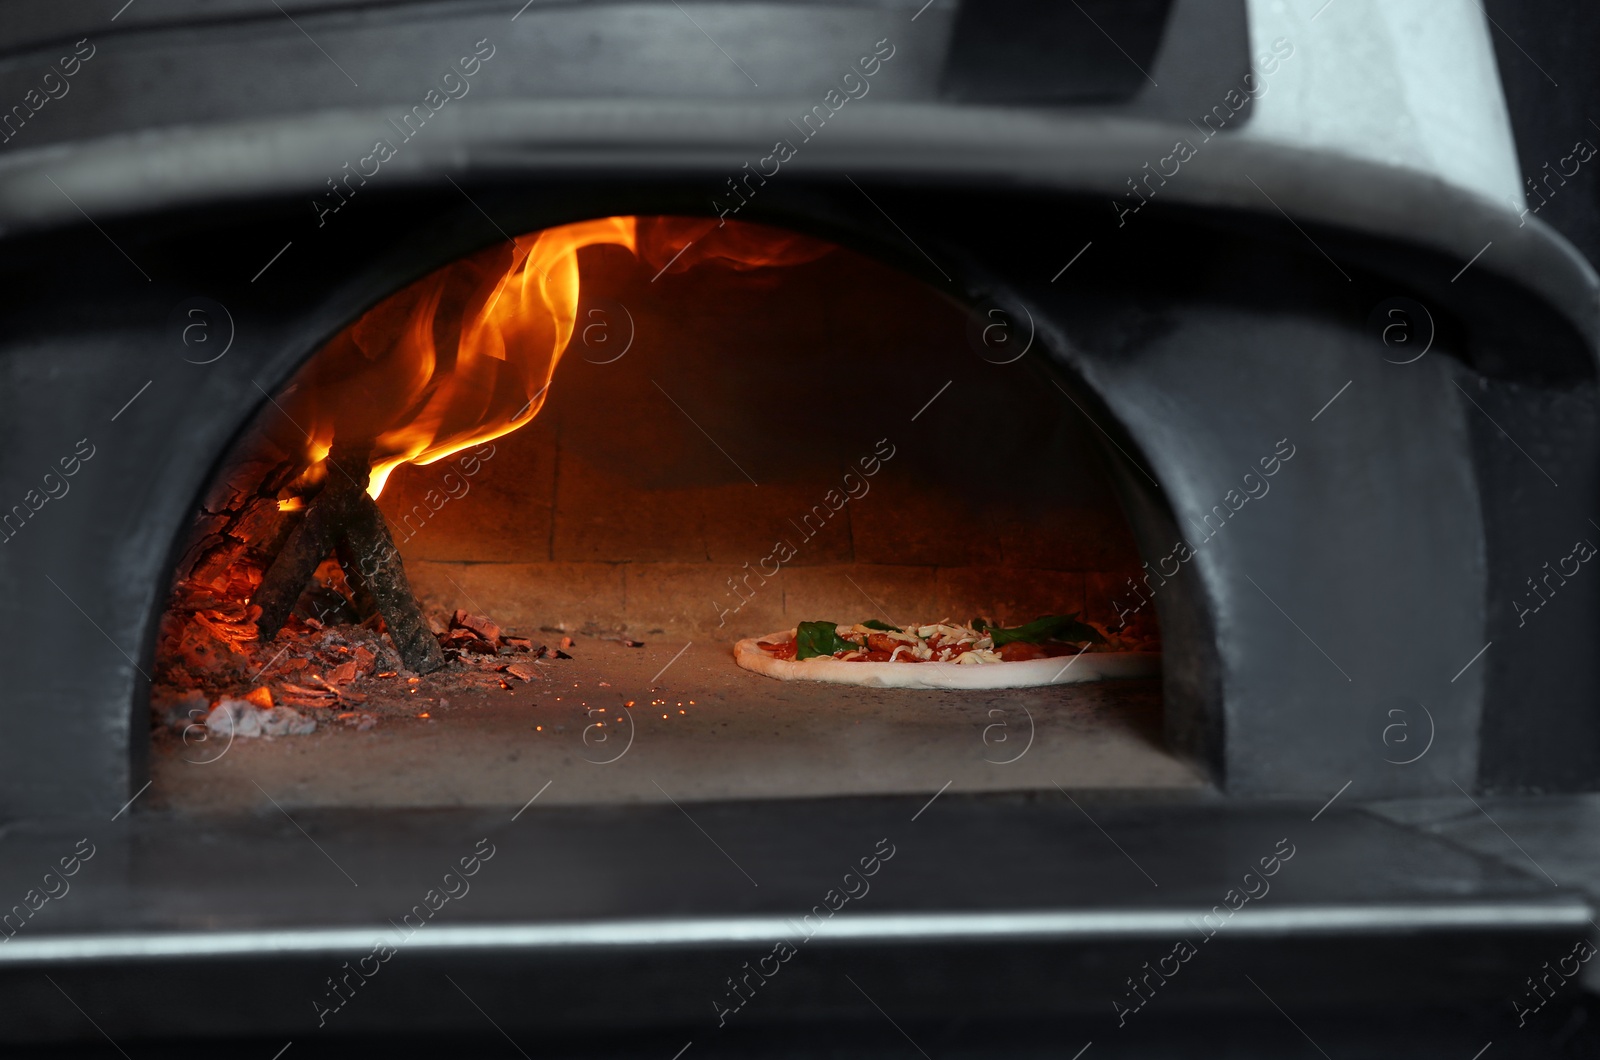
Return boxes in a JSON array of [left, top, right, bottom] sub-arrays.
[[733, 630, 1159, 690]]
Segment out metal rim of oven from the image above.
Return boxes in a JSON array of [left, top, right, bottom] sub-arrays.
[[0, 99, 1593, 347], [0, 902, 1591, 967]]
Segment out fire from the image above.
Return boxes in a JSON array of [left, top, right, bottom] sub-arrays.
[[261, 216, 831, 499]]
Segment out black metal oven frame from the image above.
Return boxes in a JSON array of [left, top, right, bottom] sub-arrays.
[[2, 1, 1600, 1050]]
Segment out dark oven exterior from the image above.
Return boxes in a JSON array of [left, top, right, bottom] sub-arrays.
[[0, 0, 1598, 1051]]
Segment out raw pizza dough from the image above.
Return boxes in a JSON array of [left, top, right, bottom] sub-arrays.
[[734, 630, 1160, 690]]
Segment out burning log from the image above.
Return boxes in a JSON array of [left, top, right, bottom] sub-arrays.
[[334, 539, 381, 621], [252, 445, 445, 674]]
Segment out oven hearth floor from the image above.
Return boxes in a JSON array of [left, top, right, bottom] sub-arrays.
[[148, 635, 1200, 810]]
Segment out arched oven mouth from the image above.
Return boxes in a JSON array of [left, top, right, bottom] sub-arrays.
[[147, 212, 1191, 811]]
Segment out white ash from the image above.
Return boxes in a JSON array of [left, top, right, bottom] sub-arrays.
[[206, 697, 317, 738]]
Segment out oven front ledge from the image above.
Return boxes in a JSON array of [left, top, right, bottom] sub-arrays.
[[0, 899, 1589, 968]]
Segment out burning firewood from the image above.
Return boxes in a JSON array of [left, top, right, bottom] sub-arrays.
[[250, 445, 445, 674]]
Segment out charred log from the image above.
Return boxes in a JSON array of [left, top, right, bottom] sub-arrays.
[[251, 446, 445, 674], [334, 539, 380, 622], [340, 491, 444, 673]]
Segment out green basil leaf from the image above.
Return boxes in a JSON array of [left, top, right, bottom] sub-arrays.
[[861, 619, 902, 632], [985, 613, 1106, 647], [795, 620, 858, 660]]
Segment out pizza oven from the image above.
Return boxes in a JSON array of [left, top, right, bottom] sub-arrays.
[[3, 0, 1600, 1054]]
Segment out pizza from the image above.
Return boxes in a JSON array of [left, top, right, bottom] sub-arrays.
[[733, 615, 1159, 690]]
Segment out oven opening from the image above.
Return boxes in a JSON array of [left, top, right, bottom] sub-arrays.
[[147, 215, 1199, 809]]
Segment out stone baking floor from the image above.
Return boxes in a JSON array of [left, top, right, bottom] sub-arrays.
[[149, 635, 1205, 811]]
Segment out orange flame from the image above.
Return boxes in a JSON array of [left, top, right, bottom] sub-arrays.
[[261, 216, 832, 498]]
